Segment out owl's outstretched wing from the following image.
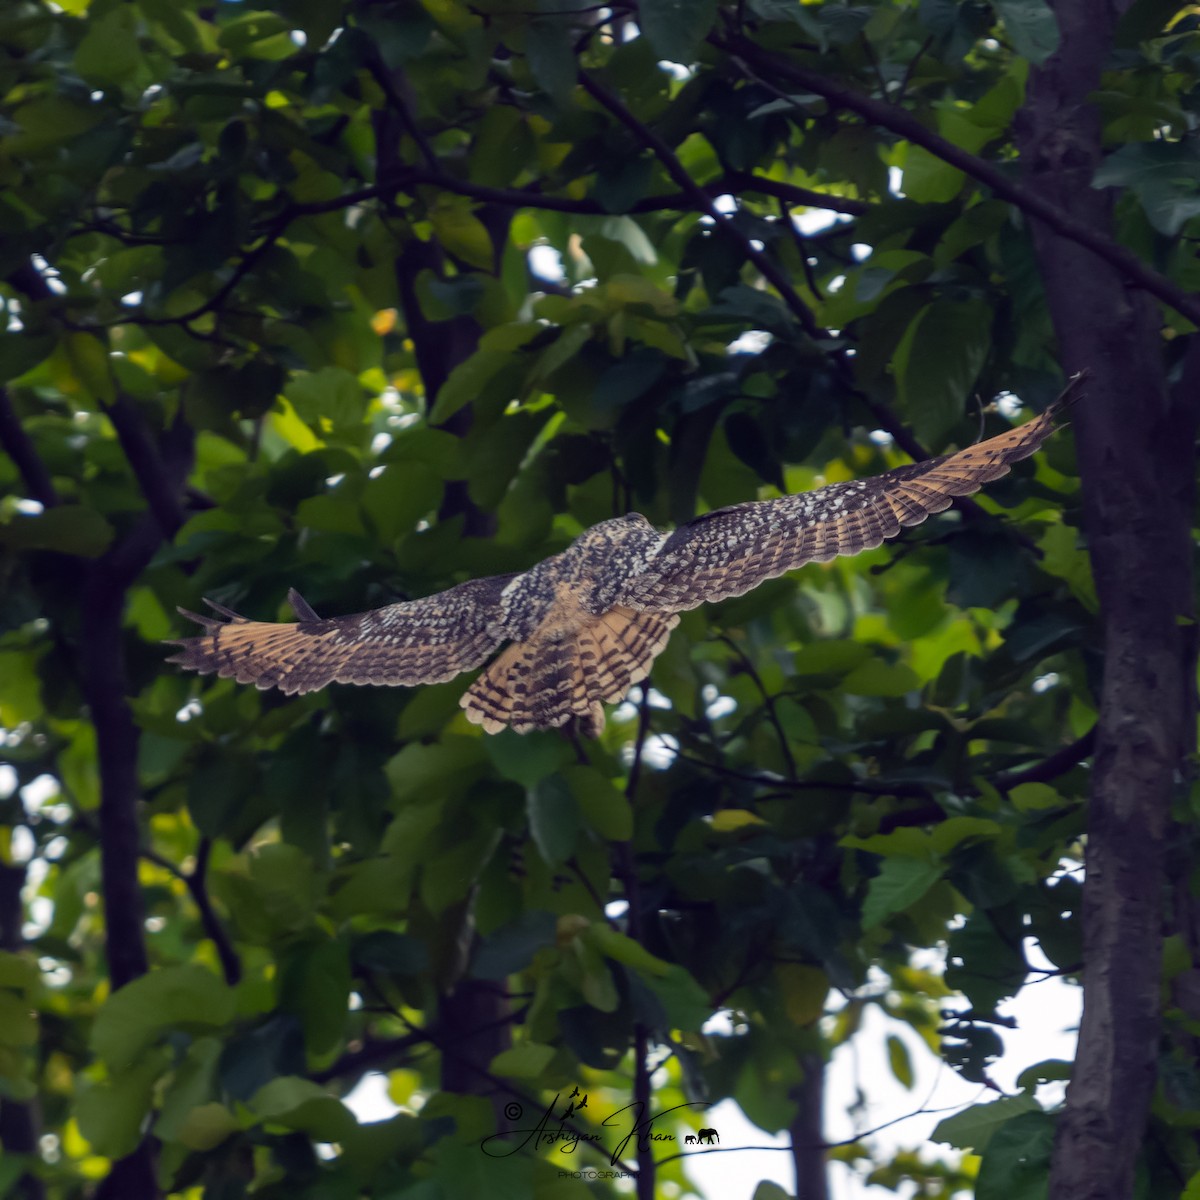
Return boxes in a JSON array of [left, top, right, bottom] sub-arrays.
[[622, 395, 1075, 614], [166, 575, 518, 696]]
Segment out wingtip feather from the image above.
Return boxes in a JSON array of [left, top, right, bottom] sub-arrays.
[[288, 587, 321, 622]]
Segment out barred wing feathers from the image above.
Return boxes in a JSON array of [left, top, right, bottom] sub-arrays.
[[165, 576, 516, 696], [623, 402, 1066, 614]]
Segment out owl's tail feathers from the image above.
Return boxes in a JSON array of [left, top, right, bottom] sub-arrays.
[[460, 607, 680, 738]]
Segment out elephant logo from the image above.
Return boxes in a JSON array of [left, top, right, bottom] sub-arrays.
[[697, 1128, 719, 1145], [684, 1134, 697, 1144]]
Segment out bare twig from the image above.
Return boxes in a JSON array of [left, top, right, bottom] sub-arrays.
[[186, 839, 242, 986], [992, 727, 1096, 792], [718, 34, 1200, 328], [716, 633, 797, 778], [579, 69, 824, 341], [0, 386, 60, 509], [677, 724, 1095, 806], [77, 815, 242, 987], [363, 55, 440, 171], [776, 196, 825, 302]]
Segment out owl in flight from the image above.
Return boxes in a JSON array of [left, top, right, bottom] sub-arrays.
[[169, 383, 1079, 737]]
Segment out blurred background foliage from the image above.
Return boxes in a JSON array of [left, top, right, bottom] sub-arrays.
[[0, 0, 1194, 1197]]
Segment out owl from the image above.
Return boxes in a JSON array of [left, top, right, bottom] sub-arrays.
[[168, 386, 1078, 737]]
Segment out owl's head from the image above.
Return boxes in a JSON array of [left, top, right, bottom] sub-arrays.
[[569, 511, 657, 554]]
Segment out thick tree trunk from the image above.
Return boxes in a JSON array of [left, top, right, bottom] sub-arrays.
[[1016, 3, 1200, 1196], [372, 73, 514, 1112], [0, 817, 47, 1200]]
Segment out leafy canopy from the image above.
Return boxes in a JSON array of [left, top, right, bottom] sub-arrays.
[[4, 0, 1192, 1196]]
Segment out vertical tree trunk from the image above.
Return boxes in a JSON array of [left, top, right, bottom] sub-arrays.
[[0, 812, 47, 1200], [790, 1054, 829, 1200], [373, 72, 514, 1113], [1017, 3, 1200, 1196]]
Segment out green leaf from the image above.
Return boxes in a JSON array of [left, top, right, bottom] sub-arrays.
[[353, 931, 429, 977], [486, 729, 573, 788], [361, 461, 443, 543], [638, 0, 719, 62], [280, 938, 352, 1058], [384, 737, 488, 803], [992, 0, 1060, 64], [861, 858, 943, 929], [0, 993, 36, 1047], [0, 953, 37, 992], [946, 910, 1028, 1010], [285, 366, 365, 434], [428, 350, 512, 424], [471, 911, 558, 979], [752, 1185, 796, 1200], [528, 774, 580, 866], [902, 144, 968, 204], [92, 966, 236, 1072], [641, 964, 712, 1030], [1114, 0, 1187, 46], [74, 6, 142, 85], [947, 531, 1030, 610], [976, 1109, 1054, 1200], [0, 506, 114, 558], [886, 1034, 914, 1089], [77, 1049, 170, 1158], [175, 1103, 241, 1151], [894, 298, 992, 444], [1016, 1059, 1072, 1092], [429, 203, 495, 271], [1093, 141, 1200, 235], [526, 21, 577, 104], [246, 842, 320, 935], [588, 926, 670, 976], [1036, 520, 1098, 611], [841, 658, 919, 697], [793, 640, 871, 676], [0, 330, 55, 383], [490, 1042, 556, 1078], [1009, 782, 1064, 812], [563, 765, 633, 841], [932, 1094, 1040, 1151], [775, 963, 828, 1025]]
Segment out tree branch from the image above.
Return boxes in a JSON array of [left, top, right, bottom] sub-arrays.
[[579, 69, 824, 340], [279, 168, 869, 221], [363, 54, 440, 170], [718, 34, 1200, 329], [312, 1031, 430, 1086], [716, 633, 797, 779], [0, 386, 60, 509], [103, 395, 190, 539], [992, 727, 1096, 792], [182, 839, 242, 986], [578, 66, 1029, 550], [678, 725, 1095, 815]]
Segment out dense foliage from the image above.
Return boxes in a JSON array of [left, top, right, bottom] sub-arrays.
[[0, 1, 1196, 1198]]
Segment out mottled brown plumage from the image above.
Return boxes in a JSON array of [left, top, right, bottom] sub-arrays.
[[167, 382, 1080, 736]]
